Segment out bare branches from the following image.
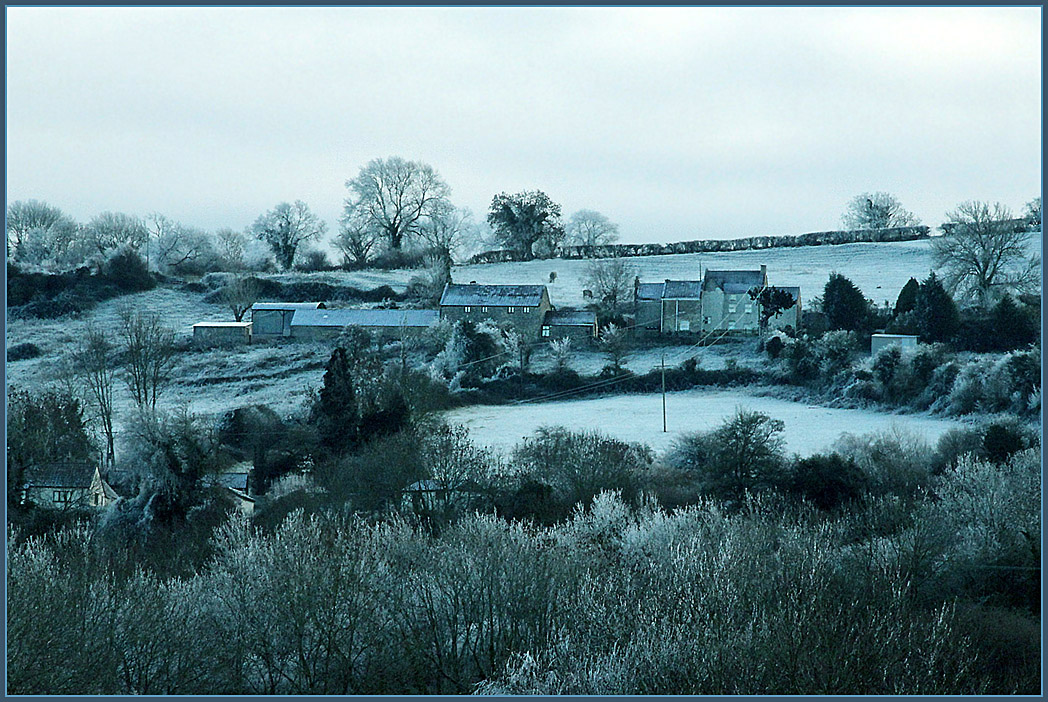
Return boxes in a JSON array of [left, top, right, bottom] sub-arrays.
[[119, 306, 177, 411], [842, 192, 920, 230], [934, 201, 1038, 306], [250, 201, 327, 270]]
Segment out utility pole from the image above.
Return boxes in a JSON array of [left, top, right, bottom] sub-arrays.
[[661, 349, 667, 432]]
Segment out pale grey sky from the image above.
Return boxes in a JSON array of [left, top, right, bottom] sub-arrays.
[[6, 6, 1042, 245]]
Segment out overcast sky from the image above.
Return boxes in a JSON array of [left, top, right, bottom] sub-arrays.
[[6, 6, 1042, 245]]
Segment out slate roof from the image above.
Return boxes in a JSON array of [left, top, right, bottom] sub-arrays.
[[544, 309, 597, 327], [439, 284, 547, 307], [290, 308, 439, 328], [703, 270, 766, 294], [251, 302, 326, 311], [193, 322, 252, 328], [23, 462, 96, 488], [204, 472, 250, 491], [768, 286, 800, 300], [635, 282, 666, 301], [662, 280, 703, 299]]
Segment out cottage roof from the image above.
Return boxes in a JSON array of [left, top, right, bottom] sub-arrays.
[[662, 280, 703, 299], [439, 284, 547, 307], [101, 480, 120, 501], [290, 308, 439, 328], [703, 270, 766, 294], [23, 462, 96, 489], [635, 282, 665, 301], [544, 309, 597, 327], [251, 302, 326, 311]]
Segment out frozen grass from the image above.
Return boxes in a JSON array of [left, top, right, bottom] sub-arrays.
[[527, 338, 763, 375], [443, 387, 970, 458]]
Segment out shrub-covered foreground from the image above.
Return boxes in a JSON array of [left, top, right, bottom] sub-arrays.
[[7, 448, 1039, 695]]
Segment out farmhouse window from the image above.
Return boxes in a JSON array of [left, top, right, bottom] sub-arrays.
[[53, 490, 70, 502], [523, 307, 530, 313], [481, 306, 489, 313], [542, 326, 551, 337], [464, 306, 471, 313], [507, 307, 515, 313]]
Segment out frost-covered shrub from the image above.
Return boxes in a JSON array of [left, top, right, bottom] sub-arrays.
[[918, 360, 960, 412], [816, 329, 858, 380], [6, 342, 42, 362], [833, 427, 935, 497], [947, 357, 993, 415]]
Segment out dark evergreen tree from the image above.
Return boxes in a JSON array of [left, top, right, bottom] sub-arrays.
[[894, 277, 920, 316], [913, 272, 960, 343], [316, 347, 360, 454], [822, 273, 869, 332], [990, 294, 1037, 351]]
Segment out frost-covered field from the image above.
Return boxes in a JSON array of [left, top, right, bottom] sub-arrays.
[[457, 240, 938, 309], [443, 388, 969, 457]]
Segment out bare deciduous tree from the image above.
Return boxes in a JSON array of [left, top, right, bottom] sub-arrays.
[[119, 306, 177, 411], [582, 258, 636, 315], [934, 200, 1040, 306], [250, 201, 327, 271], [417, 203, 477, 261], [6, 199, 78, 262], [334, 212, 379, 267], [85, 211, 149, 256], [842, 192, 920, 230], [221, 275, 260, 322], [74, 326, 117, 466], [215, 228, 247, 270], [344, 156, 452, 251], [566, 209, 619, 248], [146, 213, 216, 274]]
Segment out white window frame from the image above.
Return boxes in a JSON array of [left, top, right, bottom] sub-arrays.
[[481, 306, 489, 313], [523, 307, 531, 313], [464, 306, 471, 313], [541, 326, 551, 337], [507, 307, 516, 314]]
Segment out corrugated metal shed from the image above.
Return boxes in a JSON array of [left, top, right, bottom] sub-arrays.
[[251, 302, 326, 311], [662, 280, 703, 299], [291, 308, 439, 328], [439, 284, 547, 307]]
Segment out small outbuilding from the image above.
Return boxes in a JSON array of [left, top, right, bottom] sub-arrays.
[[290, 308, 440, 341], [541, 309, 598, 342], [871, 333, 919, 355], [251, 302, 326, 339], [193, 321, 252, 347]]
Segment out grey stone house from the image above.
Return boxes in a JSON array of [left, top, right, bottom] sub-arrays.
[[700, 267, 768, 334], [631, 279, 704, 335], [439, 284, 552, 339]]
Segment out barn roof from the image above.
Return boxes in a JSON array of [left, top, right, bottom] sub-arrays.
[[544, 309, 597, 327], [635, 282, 665, 301], [23, 462, 97, 489], [290, 308, 439, 328], [193, 322, 252, 328], [439, 284, 547, 307], [662, 280, 703, 299], [703, 270, 766, 294], [251, 302, 326, 311]]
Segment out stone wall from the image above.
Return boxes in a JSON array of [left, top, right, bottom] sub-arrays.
[[469, 225, 931, 265]]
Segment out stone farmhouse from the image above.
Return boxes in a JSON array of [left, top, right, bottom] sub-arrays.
[[21, 462, 118, 510], [634, 265, 801, 336], [439, 284, 553, 339]]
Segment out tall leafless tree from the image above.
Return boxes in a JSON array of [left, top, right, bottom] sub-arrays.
[[220, 275, 260, 322], [119, 306, 177, 411], [343, 156, 452, 251], [934, 200, 1040, 306], [74, 326, 117, 466], [582, 258, 636, 315], [566, 209, 620, 248]]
